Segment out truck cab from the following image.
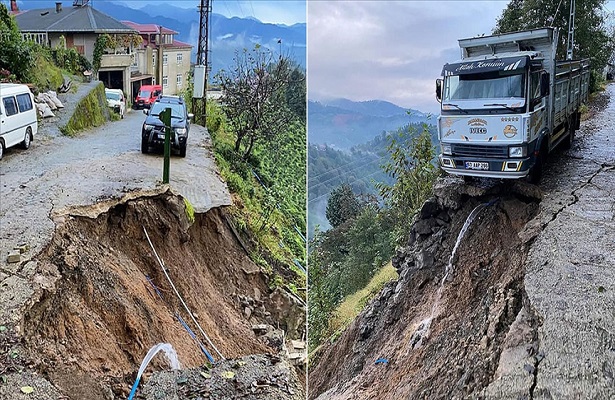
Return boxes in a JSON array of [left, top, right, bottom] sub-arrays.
[[436, 28, 589, 182]]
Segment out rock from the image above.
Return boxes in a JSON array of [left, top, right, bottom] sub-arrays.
[[291, 340, 305, 350], [7, 250, 21, 263], [252, 324, 269, 333], [416, 250, 435, 270], [13, 245, 28, 254], [244, 306, 253, 319], [414, 218, 435, 235], [419, 198, 440, 219]]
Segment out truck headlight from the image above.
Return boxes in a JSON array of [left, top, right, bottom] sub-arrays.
[[509, 146, 527, 158], [441, 143, 452, 155], [144, 124, 155, 131], [175, 127, 187, 135]]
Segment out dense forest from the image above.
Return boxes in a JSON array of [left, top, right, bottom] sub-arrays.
[[308, 123, 437, 238]]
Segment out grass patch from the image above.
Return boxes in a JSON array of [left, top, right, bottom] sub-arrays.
[[183, 197, 195, 224], [60, 82, 109, 136], [328, 262, 398, 339], [30, 52, 63, 92]]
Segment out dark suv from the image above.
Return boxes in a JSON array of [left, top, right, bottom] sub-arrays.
[[141, 96, 193, 157]]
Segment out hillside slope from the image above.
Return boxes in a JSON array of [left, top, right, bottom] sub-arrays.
[[309, 86, 615, 399]]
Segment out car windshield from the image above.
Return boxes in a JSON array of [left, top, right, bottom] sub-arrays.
[[138, 90, 151, 98], [106, 92, 120, 101], [150, 103, 184, 119], [444, 73, 524, 101]]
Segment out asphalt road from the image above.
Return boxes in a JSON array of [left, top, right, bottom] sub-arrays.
[[0, 108, 230, 275], [484, 85, 615, 399]]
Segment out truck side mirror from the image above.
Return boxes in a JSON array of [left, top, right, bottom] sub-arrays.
[[540, 73, 550, 96], [436, 79, 443, 103]]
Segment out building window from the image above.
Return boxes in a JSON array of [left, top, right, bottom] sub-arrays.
[[131, 53, 138, 68], [152, 53, 156, 68], [176, 74, 182, 88], [176, 53, 183, 65], [162, 75, 168, 88], [163, 54, 168, 65]]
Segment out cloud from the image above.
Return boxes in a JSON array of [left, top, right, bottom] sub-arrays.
[[308, 1, 509, 114]]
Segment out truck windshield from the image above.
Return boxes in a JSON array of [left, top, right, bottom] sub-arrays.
[[444, 73, 524, 101], [138, 90, 151, 98]]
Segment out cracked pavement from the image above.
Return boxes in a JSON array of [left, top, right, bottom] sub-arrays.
[[0, 107, 230, 324], [483, 85, 615, 399]]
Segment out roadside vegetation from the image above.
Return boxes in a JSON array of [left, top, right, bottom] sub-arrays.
[[60, 83, 109, 136], [308, 123, 438, 353], [201, 46, 307, 296], [494, 0, 615, 93]]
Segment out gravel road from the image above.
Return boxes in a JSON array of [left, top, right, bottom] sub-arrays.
[[0, 105, 230, 282]]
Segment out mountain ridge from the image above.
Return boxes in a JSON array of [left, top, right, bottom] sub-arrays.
[[308, 98, 433, 149]]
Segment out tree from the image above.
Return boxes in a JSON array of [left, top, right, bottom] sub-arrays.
[[494, 0, 615, 89], [377, 123, 439, 243], [325, 183, 361, 228], [0, 4, 35, 82], [215, 45, 294, 159]]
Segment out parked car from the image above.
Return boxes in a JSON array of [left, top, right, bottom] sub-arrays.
[[134, 84, 162, 109], [0, 83, 37, 160], [105, 88, 125, 118], [141, 96, 193, 157]]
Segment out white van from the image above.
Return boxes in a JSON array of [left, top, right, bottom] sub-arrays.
[[0, 83, 38, 160], [105, 88, 126, 118]]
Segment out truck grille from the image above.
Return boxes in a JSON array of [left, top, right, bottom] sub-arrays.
[[452, 143, 507, 158]]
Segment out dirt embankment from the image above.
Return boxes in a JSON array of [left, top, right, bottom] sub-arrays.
[[1, 191, 305, 399], [310, 86, 615, 399], [310, 180, 542, 399]]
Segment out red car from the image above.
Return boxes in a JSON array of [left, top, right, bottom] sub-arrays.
[[134, 84, 162, 109]]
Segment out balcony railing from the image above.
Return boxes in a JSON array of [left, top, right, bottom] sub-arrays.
[[100, 53, 132, 68]]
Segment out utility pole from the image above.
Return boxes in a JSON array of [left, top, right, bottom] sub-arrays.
[[193, 0, 211, 126], [566, 0, 575, 60]]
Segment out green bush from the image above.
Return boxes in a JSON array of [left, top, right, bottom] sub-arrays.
[[590, 69, 605, 93], [60, 83, 109, 135]]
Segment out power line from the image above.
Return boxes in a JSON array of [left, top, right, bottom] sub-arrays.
[[308, 156, 386, 193], [308, 169, 385, 205], [308, 151, 384, 182]]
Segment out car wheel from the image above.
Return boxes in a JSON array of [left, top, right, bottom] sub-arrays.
[[141, 137, 149, 154], [179, 143, 187, 157], [22, 127, 32, 149], [0, 140, 4, 160]]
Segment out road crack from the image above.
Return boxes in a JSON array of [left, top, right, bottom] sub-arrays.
[[541, 163, 614, 230]]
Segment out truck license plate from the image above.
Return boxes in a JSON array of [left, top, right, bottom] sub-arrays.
[[465, 161, 489, 170]]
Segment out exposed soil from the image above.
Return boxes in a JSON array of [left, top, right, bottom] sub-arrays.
[[1, 191, 304, 399], [309, 180, 542, 399]]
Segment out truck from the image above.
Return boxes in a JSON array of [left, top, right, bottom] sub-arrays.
[[435, 27, 590, 183]]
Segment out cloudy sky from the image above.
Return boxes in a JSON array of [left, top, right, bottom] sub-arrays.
[[308, 0, 615, 115]]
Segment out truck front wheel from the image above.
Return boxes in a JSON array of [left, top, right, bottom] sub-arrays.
[[527, 142, 548, 184]]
